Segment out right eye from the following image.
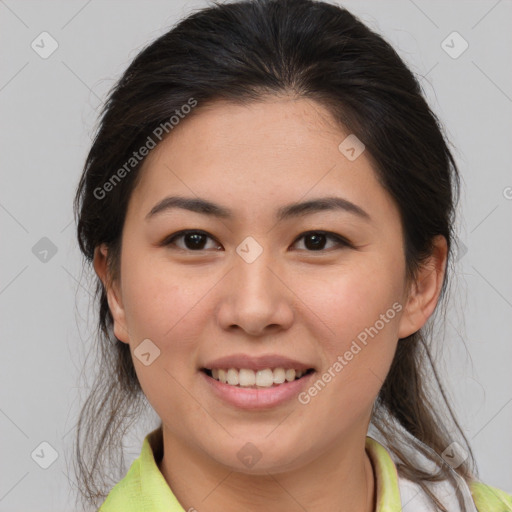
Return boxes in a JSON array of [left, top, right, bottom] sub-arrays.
[[161, 230, 223, 251]]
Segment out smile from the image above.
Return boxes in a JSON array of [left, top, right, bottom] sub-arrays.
[[202, 367, 315, 388], [200, 367, 316, 409]]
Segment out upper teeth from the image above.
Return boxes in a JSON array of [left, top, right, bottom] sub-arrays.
[[210, 368, 306, 387]]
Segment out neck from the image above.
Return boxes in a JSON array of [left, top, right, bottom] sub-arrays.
[[158, 427, 376, 512]]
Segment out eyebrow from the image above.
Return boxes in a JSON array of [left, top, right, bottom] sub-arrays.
[[145, 195, 371, 222]]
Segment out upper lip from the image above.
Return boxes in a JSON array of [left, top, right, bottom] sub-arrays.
[[201, 354, 315, 372]]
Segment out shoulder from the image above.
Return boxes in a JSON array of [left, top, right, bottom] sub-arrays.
[[98, 427, 185, 512], [98, 457, 143, 511], [366, 433, 512, 512], [469, 481, 512, 512]]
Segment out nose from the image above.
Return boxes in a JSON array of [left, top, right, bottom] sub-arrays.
[[215, 245, 294, 336]]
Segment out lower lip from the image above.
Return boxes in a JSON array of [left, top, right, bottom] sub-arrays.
[[200, 370, 315, 410]]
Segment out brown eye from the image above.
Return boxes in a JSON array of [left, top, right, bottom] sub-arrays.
[[163, 230, 221, 251], [162, 229, 351, 253], [292, 231, 351, 251]]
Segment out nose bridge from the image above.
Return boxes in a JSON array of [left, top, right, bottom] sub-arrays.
[[234, 237, 278, 302], [217, 237, 293, 334]]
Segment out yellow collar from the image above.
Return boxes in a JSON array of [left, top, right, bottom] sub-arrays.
[[99, 427, 509, 512]]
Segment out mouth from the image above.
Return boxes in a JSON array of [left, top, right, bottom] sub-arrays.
[[200, 367, 316, 388]]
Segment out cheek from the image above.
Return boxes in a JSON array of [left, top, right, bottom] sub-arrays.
[[309, 260, 402, 344], [300, 260, 403, 403], [120, 251, 209, 357], [119, 254, 211, 414]]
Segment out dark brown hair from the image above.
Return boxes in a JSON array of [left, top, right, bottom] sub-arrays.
[[73, 0, 476, 510]]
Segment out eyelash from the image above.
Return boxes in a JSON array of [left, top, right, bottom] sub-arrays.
[[161, 229, 352, 252]]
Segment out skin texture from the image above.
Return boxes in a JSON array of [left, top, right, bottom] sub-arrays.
[[94, 96, 447, 512]]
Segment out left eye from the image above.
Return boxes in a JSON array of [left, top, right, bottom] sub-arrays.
[[292, 231, 351, 251], [162, 230, 351, 252]]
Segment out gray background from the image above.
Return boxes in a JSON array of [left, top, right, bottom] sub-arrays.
[[1, 0, 511, 510]]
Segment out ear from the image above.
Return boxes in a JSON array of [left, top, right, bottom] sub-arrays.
[[397, 235, 448, 339], [93, 244, 130, 344]]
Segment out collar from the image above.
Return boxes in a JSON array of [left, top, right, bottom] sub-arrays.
[[97, 427, 428, 512]]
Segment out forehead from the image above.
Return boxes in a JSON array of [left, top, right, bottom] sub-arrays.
[[128, 97, 400, 228]]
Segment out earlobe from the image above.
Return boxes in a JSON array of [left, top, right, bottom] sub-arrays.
[[397, 235, 448, 339], [93, 244, 130, 344]]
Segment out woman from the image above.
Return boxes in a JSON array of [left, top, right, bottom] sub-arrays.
[[73, 0, 512, 510]]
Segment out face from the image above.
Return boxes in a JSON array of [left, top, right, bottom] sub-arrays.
[[96, 96, 444, 474]]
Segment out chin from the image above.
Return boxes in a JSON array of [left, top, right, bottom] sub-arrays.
[[206, 439, 311, 476]]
